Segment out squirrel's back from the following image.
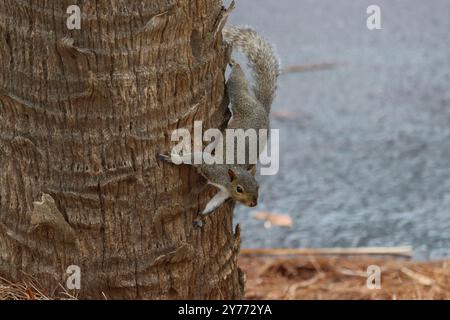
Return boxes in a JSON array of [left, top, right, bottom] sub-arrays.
[[223, 26, 280, 114]]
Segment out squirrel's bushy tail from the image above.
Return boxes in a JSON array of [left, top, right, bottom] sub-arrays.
[[223, 26, 280, 113]]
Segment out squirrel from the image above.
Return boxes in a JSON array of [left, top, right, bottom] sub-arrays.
[[160, 26, 280, 227]]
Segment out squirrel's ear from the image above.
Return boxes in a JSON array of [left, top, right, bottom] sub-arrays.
[[228, 168, 237, 182], [248, 165, 256, 177]]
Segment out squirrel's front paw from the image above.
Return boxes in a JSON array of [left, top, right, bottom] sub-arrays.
[[193, 217, 205, 229]]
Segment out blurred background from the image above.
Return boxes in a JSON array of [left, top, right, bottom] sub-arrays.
[[230, 0, 450, 260]]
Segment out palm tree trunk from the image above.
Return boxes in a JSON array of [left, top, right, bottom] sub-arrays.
[[0, 0, 243, 299]]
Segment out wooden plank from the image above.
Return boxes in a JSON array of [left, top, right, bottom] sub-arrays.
[[240, 246, 413, 257]]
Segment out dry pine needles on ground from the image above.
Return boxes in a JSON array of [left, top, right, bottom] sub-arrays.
[[239, 256, 450, 300], [0, 275, 77, 300]]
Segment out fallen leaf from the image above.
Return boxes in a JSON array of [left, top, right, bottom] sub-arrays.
[[272, 111, 299, 119], [253, 211, 293, 228]]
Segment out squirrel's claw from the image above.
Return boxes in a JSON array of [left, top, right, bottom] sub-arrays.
[[229, 58, 238, 67], [193, 217, 204, 229]]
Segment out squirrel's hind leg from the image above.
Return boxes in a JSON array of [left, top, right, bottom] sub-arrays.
[[158, 154, 172, 163], [159, 152, 205, 165]]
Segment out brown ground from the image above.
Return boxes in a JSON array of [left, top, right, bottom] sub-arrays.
[[239, 255, 450, 300]]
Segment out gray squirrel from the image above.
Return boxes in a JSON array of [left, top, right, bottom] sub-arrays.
[[160, 26, 280, 227]]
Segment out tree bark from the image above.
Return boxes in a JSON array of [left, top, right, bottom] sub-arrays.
[[0, 0, 243, 299]]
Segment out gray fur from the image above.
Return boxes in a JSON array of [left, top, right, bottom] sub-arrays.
[[223, 25, 280, 113]]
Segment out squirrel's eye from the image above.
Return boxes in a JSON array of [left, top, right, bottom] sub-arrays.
[[236, 186, 244, 193]]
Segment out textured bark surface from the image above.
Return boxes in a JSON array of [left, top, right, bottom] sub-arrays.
[[0, 0, 243, 299]]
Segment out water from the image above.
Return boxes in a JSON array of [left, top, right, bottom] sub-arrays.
[[229, 0, 450, 260]]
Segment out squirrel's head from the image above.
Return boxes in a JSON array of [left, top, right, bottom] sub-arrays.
[[227, 167, 259, 207]]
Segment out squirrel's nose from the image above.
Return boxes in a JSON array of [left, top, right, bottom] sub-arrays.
[[249, 200, 257, 207]]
